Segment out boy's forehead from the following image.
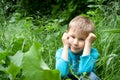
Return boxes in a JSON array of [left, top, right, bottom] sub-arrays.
[[69, 26, 81, 32], [68, 27, 88, 38]]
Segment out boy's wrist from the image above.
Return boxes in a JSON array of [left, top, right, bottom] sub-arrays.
[[63, 45, 69, 48], [82, 42, 91, 56], [85, 41, 92, 45], [62, 44, 69, 61]]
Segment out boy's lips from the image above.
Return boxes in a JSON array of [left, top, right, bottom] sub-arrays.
[[71, 46, 79, 50]]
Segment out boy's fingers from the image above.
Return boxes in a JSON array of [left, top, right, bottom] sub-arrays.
[[86, 33, 96, 43], [89, 33, 96, 38], [63, 33, 69, 38]]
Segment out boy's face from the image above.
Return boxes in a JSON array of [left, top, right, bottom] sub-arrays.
[[67, 27, 87, 54]]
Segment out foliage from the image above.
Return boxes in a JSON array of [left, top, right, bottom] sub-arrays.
[[0, 0, 120, 80], [87, 0, 120, 80], [0, 41, 61, 80], [22, 41, 60, 80]]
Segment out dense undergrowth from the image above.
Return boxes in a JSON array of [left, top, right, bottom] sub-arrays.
[[0, 0, 120, 80]]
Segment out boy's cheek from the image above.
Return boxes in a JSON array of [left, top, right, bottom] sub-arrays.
[[68, 38, 72, 43], [68, 39, 72, 46]]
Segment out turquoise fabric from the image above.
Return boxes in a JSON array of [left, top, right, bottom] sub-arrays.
[[55, 48, 99, 77]]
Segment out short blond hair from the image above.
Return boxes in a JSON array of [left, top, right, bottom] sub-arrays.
[[67, 15, 95, 34]]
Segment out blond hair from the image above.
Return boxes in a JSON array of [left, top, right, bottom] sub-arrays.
[[67, 15, 95, 34]]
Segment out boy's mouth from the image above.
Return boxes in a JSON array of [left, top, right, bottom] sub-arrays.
[[71, 46, 79, 50]]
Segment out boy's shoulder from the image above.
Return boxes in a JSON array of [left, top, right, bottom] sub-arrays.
[[56, 48, 63, 53], [56, 47, 99, 58], [55, 48, 63, 57]]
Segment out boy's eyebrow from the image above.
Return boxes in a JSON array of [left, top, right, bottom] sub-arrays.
[[78, 37, 85, 39]]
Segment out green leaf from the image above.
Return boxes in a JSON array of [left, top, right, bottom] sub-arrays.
[[0, 51, 8, 61], [8, 63, 21, 80], [9, 51, 23, 67], [8, 51, 23, 80], [0, 64, 6, 71], [22, 41, 61, 80]]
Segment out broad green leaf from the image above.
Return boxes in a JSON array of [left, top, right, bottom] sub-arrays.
[[8, 51, 23, 80], [0, 51, 8, 62], [22, 41, 61, 80], [7, 63, 21, 80], [0, 64, 6, 71], [9, 51, 23, 67]]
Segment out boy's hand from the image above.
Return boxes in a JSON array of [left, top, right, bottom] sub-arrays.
[[82, 33, 96, 56], [85, 33, 96, 44], [61, 32, 69, 61], [62, 32, 70, 47]]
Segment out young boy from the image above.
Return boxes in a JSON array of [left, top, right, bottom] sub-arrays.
[[55, 15, 99, 80]]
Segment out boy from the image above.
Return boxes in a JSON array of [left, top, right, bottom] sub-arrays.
[[55, 15, 99, 80]]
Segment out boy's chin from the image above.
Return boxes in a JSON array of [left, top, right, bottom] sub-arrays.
[[71, 49, 82, 54]]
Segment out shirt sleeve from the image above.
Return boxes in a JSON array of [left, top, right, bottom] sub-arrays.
[[55, 48, 69, 77], [78, 48, 99, 75]]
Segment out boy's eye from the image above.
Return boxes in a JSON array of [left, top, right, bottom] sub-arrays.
[[70, 35, 75, 39], [78, 38, 84, 41]]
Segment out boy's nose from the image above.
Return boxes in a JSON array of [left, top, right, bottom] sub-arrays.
[[73, 39, 78, 45]]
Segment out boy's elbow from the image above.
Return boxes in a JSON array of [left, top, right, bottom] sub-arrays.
[[61, 72, 67, 77], [78, 66, 92, 75], [79, 70, 90, 75]]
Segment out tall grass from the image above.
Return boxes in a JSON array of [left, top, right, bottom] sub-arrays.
[[0, 0, 120, 80], [32, 17, 67, 69], [89, 0, 120, 79]]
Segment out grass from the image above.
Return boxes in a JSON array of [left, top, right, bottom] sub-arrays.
[[0, 0, 120, 80], [90, 1, 120, 79]]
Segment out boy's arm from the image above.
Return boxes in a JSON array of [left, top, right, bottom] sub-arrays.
[[78, 48, 99, 74], [78, 33, 98, 74], [82, 33, 96, 56], [61, 33, 69, 61], [55, 33, 70, 77], [55, 49, 69, 77]]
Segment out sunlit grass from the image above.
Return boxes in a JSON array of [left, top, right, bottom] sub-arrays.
[[0, 0, 120, 80], [91, 1, 120, 79]]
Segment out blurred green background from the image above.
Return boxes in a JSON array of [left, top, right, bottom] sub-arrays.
[[0, 0, 120, 80]]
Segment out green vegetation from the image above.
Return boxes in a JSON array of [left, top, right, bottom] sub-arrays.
[[0, 0, 120, 80]]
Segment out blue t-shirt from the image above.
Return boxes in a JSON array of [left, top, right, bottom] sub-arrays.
[[55, 48, 99, 77]]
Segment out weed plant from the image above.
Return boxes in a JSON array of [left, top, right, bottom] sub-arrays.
[[88, 1, 120, 79], [0, 0, 120, 80]]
